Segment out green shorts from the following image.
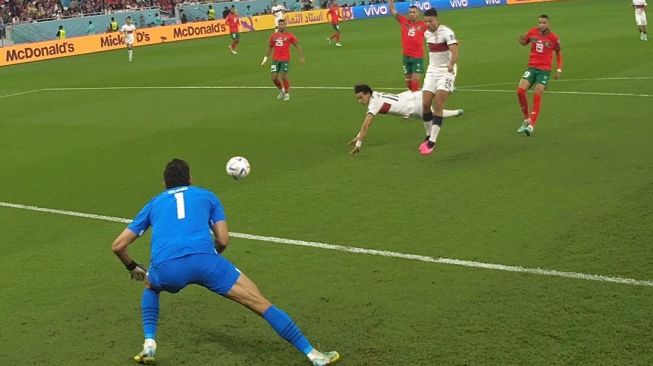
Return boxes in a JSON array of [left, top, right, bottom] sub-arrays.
[[270, 61, 289, 74], [332, 23, 340, 31], [230, 33, 239, 40], [522, 67, 551, 87], [402, 56, 424, 75]]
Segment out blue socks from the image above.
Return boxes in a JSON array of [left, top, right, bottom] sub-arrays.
[[262, 305, 313, 355], [141, 288, 159, 340]]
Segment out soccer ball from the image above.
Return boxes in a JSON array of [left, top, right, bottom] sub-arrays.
[[225, 156, 250, 180]]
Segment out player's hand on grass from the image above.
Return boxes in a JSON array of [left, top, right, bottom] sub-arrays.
[[126, 261, 147, 281]]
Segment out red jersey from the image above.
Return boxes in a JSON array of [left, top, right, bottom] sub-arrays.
[[397, 15, 426, 58], [225, 13, 240, 33], [328, 5, 340, 24], [524, 27, 561, 71], [269, 32, 298, 61]]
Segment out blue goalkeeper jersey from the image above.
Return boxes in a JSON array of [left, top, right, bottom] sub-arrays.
[[127, 185, 226, 265]]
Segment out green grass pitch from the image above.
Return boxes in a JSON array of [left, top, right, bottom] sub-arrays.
[[1, 0, 652, 364]]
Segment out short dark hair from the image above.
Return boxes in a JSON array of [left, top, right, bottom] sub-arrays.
[[539, 14, 549, 19], [424, 8, 438, 17], [164, 159, 191, 189], [409, 5, 418, 10], [354, 84, 373, 94], [278, 19, 286, 23]]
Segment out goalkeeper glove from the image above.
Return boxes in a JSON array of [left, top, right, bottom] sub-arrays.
[[125, 260, 147, 281]]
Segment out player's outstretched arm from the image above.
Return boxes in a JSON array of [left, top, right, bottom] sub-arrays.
[[212, 220, 229, 253], [111, 228, 146, 280], [388, 0, 399, 18], [554, 50, 563, 79], [350, 113, 374, 155]]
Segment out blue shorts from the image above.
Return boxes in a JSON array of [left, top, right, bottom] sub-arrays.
[[146, 253, 241, 295]]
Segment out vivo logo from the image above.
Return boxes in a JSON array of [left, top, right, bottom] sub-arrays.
[[449, 0, 468, 7], [485, 0, 501, 4], [411, 1, 432, 10], [363, 5, 388, 16]]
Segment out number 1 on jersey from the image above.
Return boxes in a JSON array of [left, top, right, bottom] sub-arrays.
[[174, 192, 186, 220]]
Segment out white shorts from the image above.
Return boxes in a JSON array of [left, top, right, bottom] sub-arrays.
[[125, 36, 135, 46], [422, 65, 457, 94], [636, 12, 647, 26]]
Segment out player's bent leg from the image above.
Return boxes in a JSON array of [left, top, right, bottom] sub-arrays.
[[410, 73, 421, 92], [224, 272, 272, 314], [528, 84, 545, 133], [280, 72, 290, 101], [225, 274, 340, 364], [419, 89, 449, 155]]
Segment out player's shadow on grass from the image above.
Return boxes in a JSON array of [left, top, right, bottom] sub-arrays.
[[190, 326, 296, 364]]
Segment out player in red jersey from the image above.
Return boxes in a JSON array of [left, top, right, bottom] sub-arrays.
[[389, 0, 427, 91], [326, 1, 342, 47], [516, 15, 563, 136], [225, 8, 241, 54], [261, 19, 305, 101]]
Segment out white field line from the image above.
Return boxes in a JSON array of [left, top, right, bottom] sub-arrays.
[[0, 89, 41, 99], [2, 76, 650, 99], [457, 88, 653, 98], [461, 76, 653, 89], [1, 201, 652, 288], [36, 85, 653, 98]]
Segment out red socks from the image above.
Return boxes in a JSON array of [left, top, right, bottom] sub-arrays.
[[530, 93, 542, 125], [517, 88, 529, 120], [283, 79, 290, 93], [406, 80, 420, 91]]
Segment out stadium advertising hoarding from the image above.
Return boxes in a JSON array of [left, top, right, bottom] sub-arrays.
[[1, 10, 331, 67], [506, 0, 557, 4], [351, 0, 506, 19]]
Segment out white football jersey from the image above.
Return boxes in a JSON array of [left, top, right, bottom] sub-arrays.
[[121, 24, 136, 43], [367, 91, 420, 119], [633, 0, 647, 14], [425, 25, 457, 68], [271, 4, 286, 19]]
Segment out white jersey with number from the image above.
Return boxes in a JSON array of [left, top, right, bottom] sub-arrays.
[[121, 24, 136, 44], [424, 24, 457, 69], [367, 91, 422, 119]]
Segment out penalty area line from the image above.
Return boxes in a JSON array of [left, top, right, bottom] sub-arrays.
[[1, 201, 652, 288]]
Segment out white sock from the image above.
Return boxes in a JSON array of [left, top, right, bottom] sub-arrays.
[[442, 109, 458, 118], [307, 348, 322, 361], [429, 124, 441, 143], [144, 338, 156, 351], [128, 49, 133, 58], [423, 121, 432, 135]]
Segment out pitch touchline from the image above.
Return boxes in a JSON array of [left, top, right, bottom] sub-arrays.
[[1, 201, 652, 288]]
